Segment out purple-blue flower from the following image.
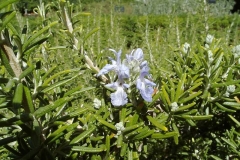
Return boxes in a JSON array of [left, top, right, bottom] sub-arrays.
[[136, 62, 156, 102], [97, 49, 129, 80], [97, 49, 130, 106], [106, 80, 129, 106], [126, 48, 144, 63]]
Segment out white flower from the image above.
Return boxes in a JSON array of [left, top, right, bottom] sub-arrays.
[[183, 42, 190, 53], [115, 122, 125, 136], [208, 50, 214, 63], [93, 98, 101, 109], [206, 34, 214, 44], [232, 45, 240, 58], [205, 44, 210, 49], [106, 80, 129, 107], [224, 92, 230, 97], [227, 85, 235, 93], [224, 85, 235, 97], [171, 102, 179, 111], [222, 68, 230, 79]]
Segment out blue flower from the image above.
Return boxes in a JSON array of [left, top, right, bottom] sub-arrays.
[[136, 62, 156, 102], [125, 48, 145, 74], [126, 48, 144, 63], [106, 80, 129, 106], [97, 49, 129, 80], [97, 49, 130, 106]]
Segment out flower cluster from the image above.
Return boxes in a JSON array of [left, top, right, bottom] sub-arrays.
[[182, 42, 190, 54], [232, 45, 240, 58], [97, 48, 156, 107], [224, 85, 236, 97]]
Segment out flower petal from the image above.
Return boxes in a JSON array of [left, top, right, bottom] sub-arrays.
[[140, 61, 148, 70], [109, 49, 122, 65], [118, 64, 130, 80], [97, 64, 116, 76], [105, 82, 118, 90], [140, 67, 149, 78], [144, 78, 156, 87], [141, 86, 154, 102], [136, 78, 156, 102], [133, 48, 144, 61], [110, 86, 128, 106]]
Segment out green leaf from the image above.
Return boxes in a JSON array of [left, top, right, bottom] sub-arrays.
[[42, 68, 79, 86], [0, 0, 19, 10], [57, 107, 88, 121], [172, 102, 196, 112], [228, 115, 240, 127], [123, 122, 144, 133], [42, 74, 78, 93], [172, 122, 179, 144], [161, 85, 171, 105], [120, 143, 128, 157], [210, 66, 222, 82], [4, 145, 21, 156], [12, 35, 22, 56], [179, 82, 202, 98], [0, 136, 17, 146], [94, 115, 116, 130], [46, 123, 78, 144], [19, 66, 34, 80], [12, 83, 23, 108], [66, 86, 96, 96], [180, 115, 213, 120], [117, 134, 123, 148], [34, 97, 72, 118], [70, 126, 96, 144], [23, 37, 49, 55], [215, 102, 236, 112], [151, 132, 178, 139], [186, 119, 196, 126], [72, 146, 103, 153], [175, 73, 186, 102], [4, 78, 17, 92], [210, 155, 222, 160], [41, 65, 57, 81], [0, 49, 15, 77], [7, 22, 18, 36], [212, 52, 223, 71], [221, 137, 237, 149], [132, 128, 154, 140], [148, 90, 162, 108], [179, 91, 202, 104], [120, 108, 127, 122], [173, 62, 182, 78], [22, 21, 58, 52], [125, 127, 143, 139], [0, 113, 33, 127], [147, 116, 168, 131], [22, 85, 35, 113], [18, 145, 42, 160], [223, 102, 240, 110], [0, 11, 16, 32], [128, 148, 133, 160], [212, 80, 240, 88], [83, 27, 100, 43], [105, 135, 110, 156]]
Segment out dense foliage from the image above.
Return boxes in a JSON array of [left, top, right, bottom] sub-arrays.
[[0, 0, 240, 159]]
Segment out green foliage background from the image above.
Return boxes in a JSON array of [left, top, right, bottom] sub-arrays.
[[0, 0, 240, 159]]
